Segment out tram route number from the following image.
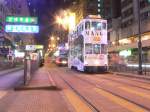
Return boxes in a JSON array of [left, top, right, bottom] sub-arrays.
[[93, 36, 101, 42]]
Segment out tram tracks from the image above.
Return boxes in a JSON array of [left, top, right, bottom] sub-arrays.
[[95, 76, 150, 91], [103, 73, 150, 85], [65, 69, 150, 111], [49, 69, 100, 112]]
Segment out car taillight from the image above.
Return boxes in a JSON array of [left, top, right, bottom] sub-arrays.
[[56, 58, 61, 63]]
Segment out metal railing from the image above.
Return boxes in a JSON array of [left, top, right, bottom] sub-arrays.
[[109, 64, 150, 75]]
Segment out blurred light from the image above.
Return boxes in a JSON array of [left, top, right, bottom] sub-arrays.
[[65, 43, 69, 50], [142, 35, 150, 41], [52, 44, 56, 48], [62, 60, 67, 64], [119, 50, 132, 57], [98, 9, 101, 12], [119, 38, 131, 45], [14, 50, 25, 58], [94, 60, 99, 65], [84, 61, 88, 65], [56, 16, 63, 25], [68, 13, 76, 31], [39, 50, 43, 57], [54, 50, 59, 57], [55, 10, 76, 31], [35, 45, 44, 49], [57, 37, 60, 41], [51, 36, 55, 40], [127, 64, 150, 68]]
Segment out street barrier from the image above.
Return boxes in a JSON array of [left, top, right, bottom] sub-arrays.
[[109, 64, 150, 75]]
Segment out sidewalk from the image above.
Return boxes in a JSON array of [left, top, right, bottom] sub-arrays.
[[111, 71, 150, 81], [0, 65, 24, 76], [2, 67, 69, 112], [23, 67, 56, 88]]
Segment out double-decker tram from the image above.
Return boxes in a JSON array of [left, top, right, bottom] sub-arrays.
[[68, 15, 108, 72]]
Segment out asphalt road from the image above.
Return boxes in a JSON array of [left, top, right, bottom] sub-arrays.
[[0, 70, 24, 89], [0, 59, 149, 112]]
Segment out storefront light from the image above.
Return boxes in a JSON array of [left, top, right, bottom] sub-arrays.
[[119, 50, 132, 57], [127, 64, 150, 68], [119, 38, 131, 45], [142, 35, 150, 41]]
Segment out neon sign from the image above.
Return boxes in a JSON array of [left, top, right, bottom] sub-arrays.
[[5, 25, 39, 33], [6, 16, 38, 24]]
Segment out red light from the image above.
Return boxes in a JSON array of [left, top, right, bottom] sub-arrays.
[[56, 58, 61, 64]]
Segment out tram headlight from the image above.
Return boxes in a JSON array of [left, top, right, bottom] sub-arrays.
[[94, 61, 100, 65], [84, 61, 88, 65]]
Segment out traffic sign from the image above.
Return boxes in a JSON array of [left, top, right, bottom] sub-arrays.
[[6, 16, 38, 24], [5, 25, 39, 33]]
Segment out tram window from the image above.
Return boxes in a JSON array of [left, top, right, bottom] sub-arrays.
[[85, 21, 90, 30], [81, 24, 84, 31], [85, 43, 92, 54], [92, 22, 101, 30], [102, 23, 106, 30], [101, 44, 107, 54], [93, 44, 100, 54]]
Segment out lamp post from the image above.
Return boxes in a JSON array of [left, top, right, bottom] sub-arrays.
[[137, 0, 143, 75]]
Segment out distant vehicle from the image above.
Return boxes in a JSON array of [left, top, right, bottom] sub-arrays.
[[68, 15, 108, 72], [55, 49, 68, 66], [55, 56, 68, 66], [39, 58, 44, 66]]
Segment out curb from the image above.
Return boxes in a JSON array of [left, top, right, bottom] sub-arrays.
[[109, 71, 150, 81], [14, 85, 61, 91]]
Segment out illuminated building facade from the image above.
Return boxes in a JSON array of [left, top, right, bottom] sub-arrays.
[[109, 0, 150, 67]]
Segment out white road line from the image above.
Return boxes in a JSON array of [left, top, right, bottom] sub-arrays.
[[48, 72, 56, 86]]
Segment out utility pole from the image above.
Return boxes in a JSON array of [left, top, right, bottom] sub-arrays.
[[137, 0, 143, 75]]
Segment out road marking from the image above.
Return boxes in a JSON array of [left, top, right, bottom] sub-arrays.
[[119, 87, 150, 100], [94, 88, 147, 112], [48, 72, 56, 86], [63, 89, 93, 112], [137, 85, 150, 90], [0, 91, 7, 99]]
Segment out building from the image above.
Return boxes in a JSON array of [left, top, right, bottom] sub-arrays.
[[0, 0, 35, 59], [109, 0, 150, 66], [0, 0, 13, 57], [65, 0, 112, 24], [4, 0, 35, 46]]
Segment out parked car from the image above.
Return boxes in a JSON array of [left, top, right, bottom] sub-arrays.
[[55, 56, 68, 66]]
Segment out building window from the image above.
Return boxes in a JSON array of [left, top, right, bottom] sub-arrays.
[[140, 0, 150, 9], [121, 0, 132, 9], [141, 11, 150, 20], [121, 19, 133, 28], [85, 21, 90, 30], [122, 8, 133, 18]]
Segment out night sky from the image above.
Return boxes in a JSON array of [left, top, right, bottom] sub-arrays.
[[28, 0, 67, 46]]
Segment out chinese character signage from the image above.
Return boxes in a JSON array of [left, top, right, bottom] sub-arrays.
[[5, 25, 39, 33], [6, 16, 38, 24]]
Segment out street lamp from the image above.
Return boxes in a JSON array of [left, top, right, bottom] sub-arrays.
[[51, 36, 55, 41], [137, 0, 143, 75], [57, 37, 60, 41], [55, 10, 76, 32]]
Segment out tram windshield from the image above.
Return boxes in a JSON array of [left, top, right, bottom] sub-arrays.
[[85, 44, 101, 54]]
